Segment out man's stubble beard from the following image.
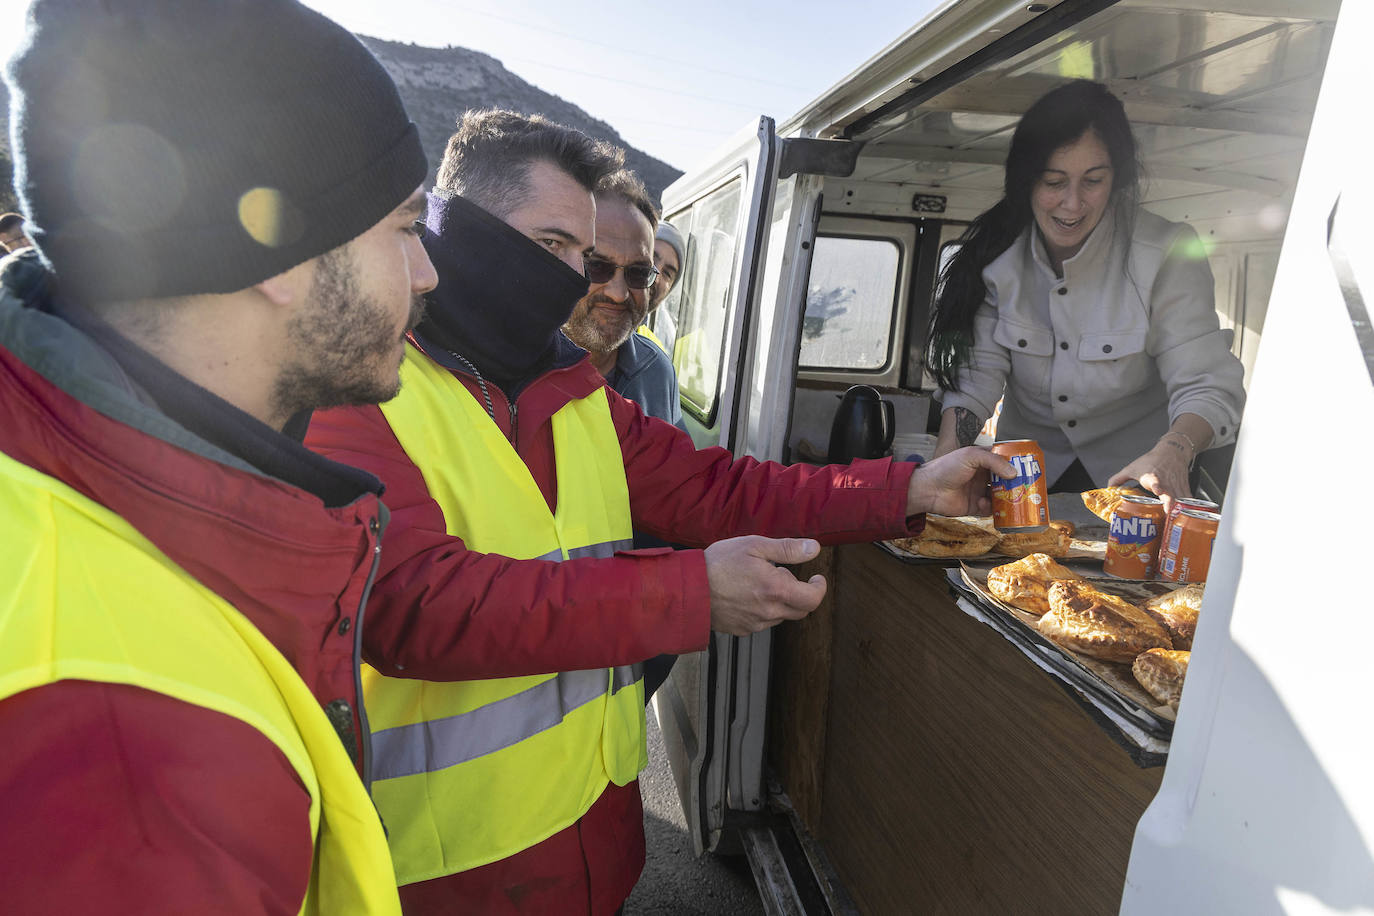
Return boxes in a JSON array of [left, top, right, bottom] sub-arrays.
[[563, 293, 643, 357], [270, 247, 425, 421]]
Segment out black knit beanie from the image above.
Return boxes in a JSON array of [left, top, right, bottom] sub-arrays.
[[4, 0, 427, 304]]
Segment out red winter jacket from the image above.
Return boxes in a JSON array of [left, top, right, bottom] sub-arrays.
[[0, 306, 385, 915], [306, 337, 921, 915]]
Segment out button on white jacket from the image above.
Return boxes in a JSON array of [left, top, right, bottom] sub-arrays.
[[937, 207, 1246, 486]]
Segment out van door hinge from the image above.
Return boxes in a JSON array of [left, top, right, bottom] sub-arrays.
[[779, 138, 864, 180]]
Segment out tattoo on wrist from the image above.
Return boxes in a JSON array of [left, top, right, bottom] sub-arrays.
[[954, 408, 980, 447], [1160, 431, 1197, 456]]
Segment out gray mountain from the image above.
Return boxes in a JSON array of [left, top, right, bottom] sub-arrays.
[[0, 38, 681, 213], [359, 36, 681, 203]]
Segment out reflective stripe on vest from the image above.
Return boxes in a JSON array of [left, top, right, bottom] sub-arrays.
[[371, 346, 647, 885], [0, 451, 399, 915]]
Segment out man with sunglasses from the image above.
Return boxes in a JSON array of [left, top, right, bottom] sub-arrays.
[[564, 169, 683, 430], [307, 108, 1015, 916]]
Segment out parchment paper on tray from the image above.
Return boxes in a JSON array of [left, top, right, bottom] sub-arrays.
[[877, 492, 1108, 564], [957, 560, 1178, 730]]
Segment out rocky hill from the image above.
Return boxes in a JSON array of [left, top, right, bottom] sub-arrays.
[[360, 36, 680, 202], [0, 37, 681, 214]]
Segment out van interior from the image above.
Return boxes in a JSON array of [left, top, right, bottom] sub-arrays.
[[655, 0, 1334, 468]]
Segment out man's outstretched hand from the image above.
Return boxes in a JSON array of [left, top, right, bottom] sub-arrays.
[[905, 446, 1018, 518], [705, 536, 827, 636]]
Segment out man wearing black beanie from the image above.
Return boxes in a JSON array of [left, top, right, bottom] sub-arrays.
[[0, 1, 435, 913]]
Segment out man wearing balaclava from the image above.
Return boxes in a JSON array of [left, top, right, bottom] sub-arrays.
[[307, 108, 1016, 915], [0, 0, 437, 912]]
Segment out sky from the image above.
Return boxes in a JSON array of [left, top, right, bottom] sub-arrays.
[[3, 0, 946, 173]]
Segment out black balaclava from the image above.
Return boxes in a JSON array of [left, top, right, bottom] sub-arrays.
[[418, 190, 589, 392]]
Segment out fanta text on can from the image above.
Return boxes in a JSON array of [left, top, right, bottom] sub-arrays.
[[1104, 494, 1166, 579], [989, 439, 1049, 532], [1159, 508, 1221, 583]]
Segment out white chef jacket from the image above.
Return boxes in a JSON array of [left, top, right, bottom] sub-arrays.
[[937, 207, 1245, 486]]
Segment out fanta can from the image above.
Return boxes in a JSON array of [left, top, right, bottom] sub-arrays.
[[1161, 497, 1220, 548], [1104, 494, 1166, 579], [989, 439, 1049, 532], [1159, 508, 1221, 583]]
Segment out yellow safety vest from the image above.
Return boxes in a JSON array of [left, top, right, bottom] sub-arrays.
[[0, 451, 400, 915], [636, 323, 666, 353], [370, 345, 646, 885]]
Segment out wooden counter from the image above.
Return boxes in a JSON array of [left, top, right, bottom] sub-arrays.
[[769, 543, 1163, 915]]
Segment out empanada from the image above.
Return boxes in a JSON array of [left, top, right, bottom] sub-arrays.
[[1081, 486, 1150, 522], [1039, 580, 1172, 663], [995, 520, 1075, 558], [986, 553, 1084, 615], [1132, 648, 1190, 710], [1143, 583, 1204, 650], [893, 515, 999, 558]]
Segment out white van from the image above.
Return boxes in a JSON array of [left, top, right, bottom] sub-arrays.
[[647, 0, 1373, 912]]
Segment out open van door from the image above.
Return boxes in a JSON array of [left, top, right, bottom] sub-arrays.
[[652, 115, 846, 862], [1122, 1, 1374, 910], [651, 116, 786, 858]]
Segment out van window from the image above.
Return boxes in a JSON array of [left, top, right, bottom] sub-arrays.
[[668, 177, 744, 420], [799, 235, 901, 371]]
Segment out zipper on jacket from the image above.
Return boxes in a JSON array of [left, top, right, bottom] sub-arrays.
[[507, 399, 518, 446], [353, 506, 387, 792]]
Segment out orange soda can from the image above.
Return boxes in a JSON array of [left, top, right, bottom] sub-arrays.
[[1159, 508, 1221, 583], [989, 439, 1049, 532], [1104, 494, 1166, 579], [1162, 497, 1221, 548]]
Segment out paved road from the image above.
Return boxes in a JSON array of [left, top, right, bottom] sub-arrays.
[[624, 706, 765, 915]]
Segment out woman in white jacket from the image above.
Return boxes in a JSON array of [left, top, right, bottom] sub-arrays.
[[927, 80, 1244, 506]]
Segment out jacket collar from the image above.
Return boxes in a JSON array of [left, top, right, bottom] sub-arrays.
[[0, 291, 385, 737], [411, 324, 590, 398], [5, 293, 381, 508]]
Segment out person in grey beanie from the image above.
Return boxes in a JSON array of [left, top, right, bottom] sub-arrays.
[[0, 0, 435, 912], [649, 219, 685, 311], [646, 218, 685, 356]]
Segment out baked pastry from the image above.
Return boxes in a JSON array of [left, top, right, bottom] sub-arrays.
[[986, 553, 1084, 615], [1143, 583, 1204, 650], [1038, 580, 1172, 663], [1081, 486, 1150, 522], [892, 515, 999, 558], [995, 520, 1075, 558], [1132, 648, 1190, 710]]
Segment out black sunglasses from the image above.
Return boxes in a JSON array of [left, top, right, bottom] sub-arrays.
[[583, 256, 658, 290]]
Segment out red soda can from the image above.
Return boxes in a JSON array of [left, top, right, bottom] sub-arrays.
[[1159, 509, 1221, 583], [989, 439, 1048, 532], [1162, 497, 1221, 548], [1104, 494, 1166, 579]]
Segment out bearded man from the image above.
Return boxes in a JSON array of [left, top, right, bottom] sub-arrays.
[[563, 168, 683, 428], [0, 1, 436, 911]]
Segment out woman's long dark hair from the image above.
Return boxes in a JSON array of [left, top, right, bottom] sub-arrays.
[[926, 80, 1142, 392]]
